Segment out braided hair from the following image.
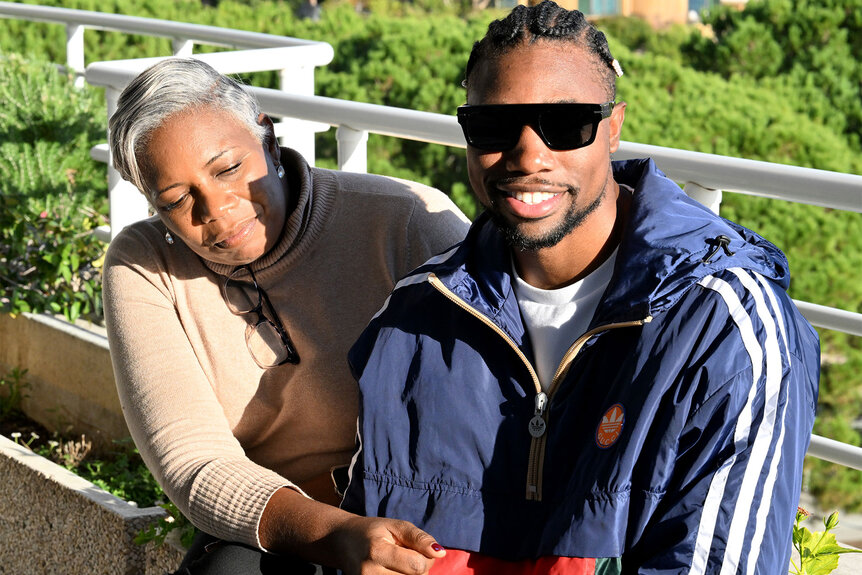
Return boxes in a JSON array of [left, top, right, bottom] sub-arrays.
[[464, 0, 622, 99]]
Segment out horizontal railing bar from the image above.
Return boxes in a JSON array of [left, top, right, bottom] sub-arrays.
[[808, 434, 862, 472], [0, 2, 330, 50], [795, 301, 862, 337], [252, 86, 465, 147], [615, 142, 862, 213], [81, 65, 862, 214], [254, 86, 862, 213], [85, 61, 462, 145], [85, 47, 333, 89]]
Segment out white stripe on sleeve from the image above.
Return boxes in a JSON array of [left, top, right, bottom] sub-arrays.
[[726, 269, 787, 575], [691, 269, 784, 575], [690, 273, 761, 575], [755, 271, 791, 364]]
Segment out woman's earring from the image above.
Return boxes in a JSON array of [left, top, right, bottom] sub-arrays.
[[165, 231, 174, 245], [276, 164, 285, 179]]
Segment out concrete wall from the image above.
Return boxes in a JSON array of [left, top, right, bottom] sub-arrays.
[[624, 0, 689, 26], [0, 313, 128, 449], [0, 434, 182, 575]]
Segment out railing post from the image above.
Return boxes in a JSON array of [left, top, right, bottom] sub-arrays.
[[336, 126, 369, 173], [105, 87, 151, 241], [278, 66, 318, 165], [65, 24, 85, 88], [171, 38, 194, 57], [684, 181, 722, 215]]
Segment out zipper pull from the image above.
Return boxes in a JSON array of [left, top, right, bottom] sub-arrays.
[[528, 392, 548, 438]]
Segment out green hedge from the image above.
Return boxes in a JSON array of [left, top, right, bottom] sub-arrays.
[[0, 55, 107, 322]]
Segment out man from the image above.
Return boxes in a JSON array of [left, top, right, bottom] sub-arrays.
[[342, 2, 820, 573]]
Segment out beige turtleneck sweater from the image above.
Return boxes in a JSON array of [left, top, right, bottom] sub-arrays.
[[102, 149, 469, 548]]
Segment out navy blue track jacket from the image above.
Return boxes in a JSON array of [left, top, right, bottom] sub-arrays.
[[343, 159, 820, 574]]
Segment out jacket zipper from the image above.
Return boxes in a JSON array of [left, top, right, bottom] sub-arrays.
[[428, 274, 542, 391], [525, 317, 652, 500], [428, 273, 652, 501]]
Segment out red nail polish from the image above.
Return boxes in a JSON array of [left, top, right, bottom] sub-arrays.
[[432, 543, 444, 552]]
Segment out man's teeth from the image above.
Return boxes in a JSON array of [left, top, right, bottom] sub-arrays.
[[513, 191, 557, 205]]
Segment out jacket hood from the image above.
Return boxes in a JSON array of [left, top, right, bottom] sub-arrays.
[[434, 158, 790, 329]]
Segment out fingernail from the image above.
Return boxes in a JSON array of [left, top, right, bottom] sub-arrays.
[[432, 543, 444, 552]]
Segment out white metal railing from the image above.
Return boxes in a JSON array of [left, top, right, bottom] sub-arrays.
[[7, 4, 862, 472], [0, 2, 332, 79], [0, 2, 334, 239]]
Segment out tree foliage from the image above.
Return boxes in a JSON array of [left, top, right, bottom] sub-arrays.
[[682, 0, 862, 148]]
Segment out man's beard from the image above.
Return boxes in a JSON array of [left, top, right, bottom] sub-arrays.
[[489, 186, 605, 251]]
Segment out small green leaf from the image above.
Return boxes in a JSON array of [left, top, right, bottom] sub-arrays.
[[799, 527, 817, 549], [806, 531, 860, 558], [813, 542, 862, 556], [68, 300, 81, 323], [805, 553, 841, 575]]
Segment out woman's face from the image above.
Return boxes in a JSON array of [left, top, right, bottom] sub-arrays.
[[141, 106, 287, 266]]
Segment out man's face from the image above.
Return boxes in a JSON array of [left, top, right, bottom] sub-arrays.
[[466, 41, 625, 251]]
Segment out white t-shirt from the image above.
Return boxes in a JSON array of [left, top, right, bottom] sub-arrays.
[[512, 248, 618, 391]]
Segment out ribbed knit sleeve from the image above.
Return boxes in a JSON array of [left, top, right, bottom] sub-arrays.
[[102, 223, 301, 547]]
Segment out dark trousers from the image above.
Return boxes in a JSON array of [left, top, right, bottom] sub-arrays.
[[173, 531, 336, 575]]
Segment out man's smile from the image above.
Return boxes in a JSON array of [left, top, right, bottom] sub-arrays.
[[510, 190, 560, 205]]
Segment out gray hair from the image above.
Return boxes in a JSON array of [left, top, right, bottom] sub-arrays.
[[109, 58, 267, 195]]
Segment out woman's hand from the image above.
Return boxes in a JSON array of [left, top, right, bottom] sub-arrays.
[[334, 515, 445, 575], [259, 487, 444, 574]]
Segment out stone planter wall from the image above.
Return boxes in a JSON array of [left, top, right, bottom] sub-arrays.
[[0, 312, 127, 449], [0, 434, 183, 574]]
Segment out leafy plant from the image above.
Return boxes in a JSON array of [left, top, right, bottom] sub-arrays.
[[74, 440, 163, 507], [0, 367, 30, 419], [791, 507, 861, 575], [39, 434, 94, 470], [134, 500, 198, 550], [683, 0, 862, 148]]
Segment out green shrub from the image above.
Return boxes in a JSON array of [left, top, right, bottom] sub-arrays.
[[683, 0, 862, 148], [0, 55, 108, 323], [0, 367, 29, 419]]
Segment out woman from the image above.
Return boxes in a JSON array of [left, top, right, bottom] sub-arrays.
[[103, 58, 467, 574]]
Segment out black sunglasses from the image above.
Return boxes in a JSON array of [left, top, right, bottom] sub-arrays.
[[222, 266, 300, 368], [456, 102, 615, 152]]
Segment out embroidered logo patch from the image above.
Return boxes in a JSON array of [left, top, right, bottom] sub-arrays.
[[596, 403, 625, 449]]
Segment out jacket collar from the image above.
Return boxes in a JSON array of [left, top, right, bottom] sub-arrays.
[[434, 158, 789, 331]]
